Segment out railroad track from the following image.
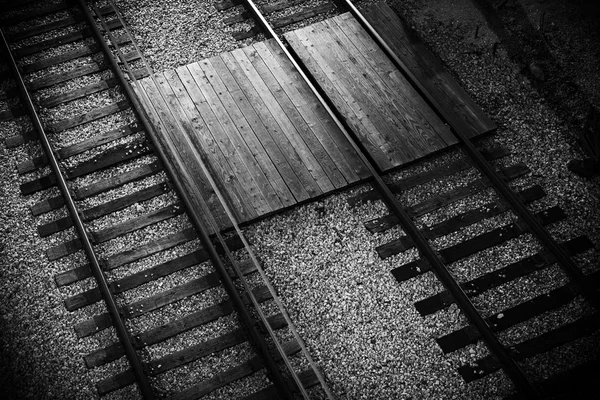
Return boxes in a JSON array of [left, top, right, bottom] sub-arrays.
[[218, 0, 339, 41], [236, 0, 600, 398], [0, 1, 330, 398]]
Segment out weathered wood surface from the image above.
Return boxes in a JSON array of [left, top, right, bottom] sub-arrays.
[[166, 339, 301, 400], [285, 13, 455, 171], [232, 3, 337, 40], [135, 38, 368, 229], [364, 163, 530, 233], [376, 185, 545, 258], [361, 2, 497, 137], [0, 1, 69, 26], [347, 146, 510, 207], [459, 310, 600, 381], [95, 286, 276, 395], [415, 236, 594, 316], [436, 272, 600, 353]]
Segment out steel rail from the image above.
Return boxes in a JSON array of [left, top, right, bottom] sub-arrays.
[[0, 27, 156, 400], [241, 0, 542, 398], [98, 0, 329, 397], [75, 1, 295, 398], [101, 0, 332, 395], [341, 0, 599, 309]]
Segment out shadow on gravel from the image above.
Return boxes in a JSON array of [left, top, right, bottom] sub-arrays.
[[468, 0, 600, 130]]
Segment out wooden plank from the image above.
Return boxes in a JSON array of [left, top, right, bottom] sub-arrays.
[[137, 76, 229, 229], [91, 203, 184, 244], [18, 130, 147, 177], [65, 140, 150, 179], [244, 44, 351, 188], [0, 1, 69, 26], [201, 57, 294, 209], [334, 12, 453, 149], [390, 236, 590, 285], [39, 76, 118, 108], [54, 264, 93, 287], [185, 63, 273, 216], [83, 182, 170, 221], [4, 129, 37, 147], [285, 29, 394, 171], [20, 32, 130, 73], [310, 20, 424, 164], [364, 163, 530, 233], [38, 182, 170, 237], [15, 30, 92, 58], [20, 144, 154, 197], [28, 62, 108, 91], [219, 51, 322, 199], [56, 122, 142, 159], [214, 0, 243, 11], [270, 3, 335, 28], [38, 67, 150, 108], [71, 160, 162, 200], [144, 313, 286, 377], [157, 67, 247, 227], [439, 206, 565, 264], [9, 14, 83, 42], [328, 15, 454, 149], [155, 69, 249, 224], [376, 185, 545, 258], [436, 281, 587, 353], [245, 368, 320, 399], [166, 339, 301, 400], [85, 276, 268, 369], [415, 236, 594, 316], [22, 44, 99, 74], [232, 3, 336, 40], [209, 54, 310, 203], [228, 48, 334, 193], [54, 228, 198, 287], [17, 153, 47, 174], [347, 146, 510, 207], [194, 60, 284, 213], [30, 194, 65, 216], [48, 99, 130, 133], [459, 311, 600, 382], [362, 3, 496, 137], [391, 258, 431, 283], [65, 249, 209, 312], [75, 274, 218, 338], [0, 106, 25, 121], [20, 173, 56, 195], [14, 20, 122, 58], [94, 287, 275, 395], [259, 39, 370, 181], [76, 279, 269, 340], [47, 237, 81, 261], [101, 227, 201, 271], [223, 0, 304, 24]]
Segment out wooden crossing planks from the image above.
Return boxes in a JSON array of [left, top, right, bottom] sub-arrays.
[[135, 7, 496, 227], [361, 2, 497, 138], [135, 38, 368, 228], [285, 13, 454, 171]]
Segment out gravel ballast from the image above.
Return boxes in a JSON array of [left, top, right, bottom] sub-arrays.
[[2, 0, 600, 399]]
